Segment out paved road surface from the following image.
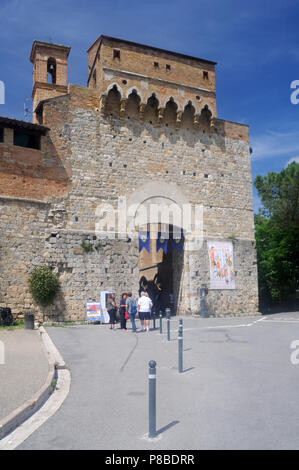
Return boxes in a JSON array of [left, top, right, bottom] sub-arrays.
[[18, 313, 299, 450], [0, 329, 49, 421]]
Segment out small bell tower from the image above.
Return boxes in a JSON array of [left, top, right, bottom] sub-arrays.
[[30, 41, 71, 123]]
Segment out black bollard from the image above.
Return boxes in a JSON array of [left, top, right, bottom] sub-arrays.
[[178, 319, 183, 373], [153, 312, 156, 330], [159, 311, 163, 334], [148, 360, 157, 438], [166, 308, 171, 341]]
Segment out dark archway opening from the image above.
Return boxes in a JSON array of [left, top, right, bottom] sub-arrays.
[[138, 225, 184, 316]]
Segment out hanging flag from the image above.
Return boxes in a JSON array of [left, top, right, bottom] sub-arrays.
[[156, 232, 168, 254], [171, 232, 184, 252], [139, 231, 150, 252]]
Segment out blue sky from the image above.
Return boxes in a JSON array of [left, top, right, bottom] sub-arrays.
[[1, 0, 299, 211]]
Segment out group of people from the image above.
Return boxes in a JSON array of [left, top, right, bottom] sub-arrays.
[[106, 292, 153, 332]]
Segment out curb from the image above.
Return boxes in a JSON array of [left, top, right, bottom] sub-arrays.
[[0, 326, 65, 440]]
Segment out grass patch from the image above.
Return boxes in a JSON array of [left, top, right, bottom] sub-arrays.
[[0, 321, 25, 331]]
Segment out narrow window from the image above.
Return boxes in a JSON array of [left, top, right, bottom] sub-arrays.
[[0, 128, 3, 143], [154, 61, 159, 68], [93, 69, 97, 84], [47, 58, 57, 84], [203, 71, 209, 80], [166, 64, 171, 70], [113, 49, 120, 59], [14, 130, 40, 150]]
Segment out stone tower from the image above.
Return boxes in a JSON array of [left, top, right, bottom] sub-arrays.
[[30, 41, 71, 123]]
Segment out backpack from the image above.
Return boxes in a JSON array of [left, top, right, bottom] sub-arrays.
[[130, 299, 137, 314]]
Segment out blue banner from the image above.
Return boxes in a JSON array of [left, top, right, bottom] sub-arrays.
[[156, 232, 168, 254], [171, 233, 184, 252], [139, 231, 150, 252]]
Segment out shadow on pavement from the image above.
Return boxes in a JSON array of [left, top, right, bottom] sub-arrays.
[[156, 420, 180, 436]]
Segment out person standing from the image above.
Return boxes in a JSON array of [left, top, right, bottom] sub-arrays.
[[137, 291, 153, 332], [119, 293, 128, 331], [107, 293, 117, 329], [126, 292, 137, 332]]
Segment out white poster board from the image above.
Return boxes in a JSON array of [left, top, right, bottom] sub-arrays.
[[207, 241, 235, 289], [100, 290, 116, 324]]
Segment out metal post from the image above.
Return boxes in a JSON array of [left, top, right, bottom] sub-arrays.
[[178, 319, 183, 373], [159, 311, 163, 334], [148, 360, 157, 438], [153, 314, 156, 330], [166, 308, 171, 341]]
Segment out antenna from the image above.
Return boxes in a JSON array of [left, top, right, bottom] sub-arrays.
[[24, 98, 32, 122]]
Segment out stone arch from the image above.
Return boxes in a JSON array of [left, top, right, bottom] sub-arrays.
[[144, 93, 159, 125], [198, 104, 213, 131], [199, 103, 213, 119], [182, 98, 197, 114], [144, 90, 161, 105], [181, 101, 195, 129], [126, 86, 143, 102], [125, 88, 141, 120], [127, 181, 190, 233], [105, 84, 121, 116], [106, 82, 123, 98], [164, 97, 178, 127]]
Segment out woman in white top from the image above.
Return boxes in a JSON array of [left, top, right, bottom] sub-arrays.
[[137, 291, 153, 332]]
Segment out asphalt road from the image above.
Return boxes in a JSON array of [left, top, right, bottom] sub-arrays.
[[18, 312, 299, 450]]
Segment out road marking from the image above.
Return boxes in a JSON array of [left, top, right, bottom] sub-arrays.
[[262, 320, 299, 324], [155, 317, 266, 335]]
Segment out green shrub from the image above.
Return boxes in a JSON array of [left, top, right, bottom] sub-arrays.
[[29, 267, 60, 306], [81, 240, 93, 252]]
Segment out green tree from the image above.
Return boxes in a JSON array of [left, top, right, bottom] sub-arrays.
[[254, 162, 299, 305]]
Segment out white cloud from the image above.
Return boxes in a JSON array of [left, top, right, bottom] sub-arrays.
[[286, 156, 299, 167], [251, 129, 299, 161]]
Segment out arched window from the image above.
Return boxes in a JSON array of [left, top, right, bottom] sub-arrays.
[[47, 58, 57, 84], [126, 89, 141, 120], [164, 98, 178, 127], [144, 93, 159, 124], [105, 85, 121, 116], [181, 101, 195, 129]]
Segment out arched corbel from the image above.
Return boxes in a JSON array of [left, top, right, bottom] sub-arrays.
[[139, 103, 146, 120], [176, 111, 182, 129], [194, 114, 200, 126], [100, 94, 107, 113], [120, 98, 127, 117], [158, 107, 165, 123]]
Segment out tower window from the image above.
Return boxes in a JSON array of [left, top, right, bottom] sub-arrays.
[[47, 58, 57, 84], [203, 71, 209, 80], [92, 69, 97, 83], [154, 62, 159, 68], [113, 49, 120, 59], [166, 64, 171, 70], [0, 128, 3, 143]]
